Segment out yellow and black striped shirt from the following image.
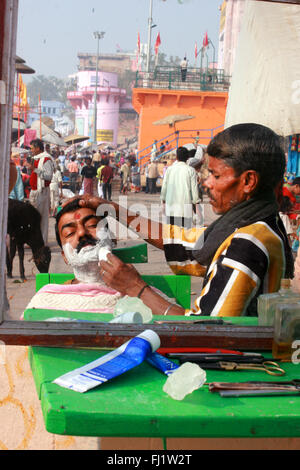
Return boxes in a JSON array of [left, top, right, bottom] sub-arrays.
[[163, 215, 289, 317]]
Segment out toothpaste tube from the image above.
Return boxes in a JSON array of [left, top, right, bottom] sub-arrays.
[[53, 329, 160, 393], [146, 352, 179, 376]]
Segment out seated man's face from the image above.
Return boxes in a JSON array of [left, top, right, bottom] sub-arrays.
[[58, 207, 99, 257]]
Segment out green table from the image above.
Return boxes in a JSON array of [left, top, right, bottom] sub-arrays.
[[24, 309, 300, 439]]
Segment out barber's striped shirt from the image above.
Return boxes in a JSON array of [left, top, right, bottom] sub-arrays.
[[163, 215, 289, 317]]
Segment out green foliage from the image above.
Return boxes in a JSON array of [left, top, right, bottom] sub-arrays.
[[27, 75, 76, 105]]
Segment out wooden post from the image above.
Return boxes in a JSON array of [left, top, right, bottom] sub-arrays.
[[0, 0, 18, 323], [39, 93, 42, 138]]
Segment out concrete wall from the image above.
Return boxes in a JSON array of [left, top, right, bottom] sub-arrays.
[[132, 88, 228, 158]]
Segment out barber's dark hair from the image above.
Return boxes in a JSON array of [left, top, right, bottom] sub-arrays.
[[207, 123, 286, 196], [55, 198, 83, 248], [176, 146, 189, 162], [188, 149, 197, 159], [30, 138, 44, 152]]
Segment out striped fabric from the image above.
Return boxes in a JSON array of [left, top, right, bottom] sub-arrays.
[[162, 223, 206, 277], [163, 216, 287, 317]]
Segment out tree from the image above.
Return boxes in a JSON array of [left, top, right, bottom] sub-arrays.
[[26, 75, 76, 106]]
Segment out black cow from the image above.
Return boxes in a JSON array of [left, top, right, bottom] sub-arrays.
[[6, 199, 51, 280]]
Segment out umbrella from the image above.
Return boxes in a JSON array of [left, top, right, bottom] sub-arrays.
[[15, 63, 35, 74], [31, 120, 59, 139], [11, 147, 29, 155], [43, 133, 69, 147], [12, 118, 26, 141], [153, 114, 195, 128], [12, 118, 26, 131], [64, 134, 90, 145]]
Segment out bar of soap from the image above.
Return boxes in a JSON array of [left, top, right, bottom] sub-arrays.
[[163, 362, 206, 400], [98, 247, 111, 263]]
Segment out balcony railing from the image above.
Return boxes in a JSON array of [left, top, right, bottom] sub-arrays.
[[134, 66, 230, 92]]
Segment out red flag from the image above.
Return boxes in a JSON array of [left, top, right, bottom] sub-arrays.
[[155, 32, 161, 56], [203, 32, 209, 48], [137, 32, 140, 54], [195, 41, 198, 59]]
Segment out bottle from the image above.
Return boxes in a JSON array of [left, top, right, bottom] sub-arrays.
[[257, 279, 300, 326], [272, 302, 300, 360], [113, 295, 153, 323]]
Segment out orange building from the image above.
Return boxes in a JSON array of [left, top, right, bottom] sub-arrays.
[[132, 67, 229, 163]]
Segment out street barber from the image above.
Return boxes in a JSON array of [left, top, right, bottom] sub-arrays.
[[69, 123, 294, 317]]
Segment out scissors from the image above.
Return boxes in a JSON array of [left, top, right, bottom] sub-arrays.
[[218, 361, 286, 376]]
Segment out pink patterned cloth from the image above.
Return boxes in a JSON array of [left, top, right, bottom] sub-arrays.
[[22, 283, 122, 319], [23, 129, 37, 147]]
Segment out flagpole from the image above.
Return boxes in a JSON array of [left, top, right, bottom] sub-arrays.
[[17, 73, 20, 146], [39, 93, 42, 138], [146, 0, 153, 73]]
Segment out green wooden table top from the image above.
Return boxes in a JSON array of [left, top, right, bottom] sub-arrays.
[[24, 309, 300, 438]]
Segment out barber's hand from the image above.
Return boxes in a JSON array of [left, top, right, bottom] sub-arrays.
[[61, 195, 108, 209], [99, 253, 146, 296]]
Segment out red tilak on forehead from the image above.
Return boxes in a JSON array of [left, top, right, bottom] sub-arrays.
[[74, 211, 81, 220]]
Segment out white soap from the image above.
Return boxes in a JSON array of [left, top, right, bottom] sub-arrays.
[[98, 247, 111, 263], [163, 362, 206, 401]]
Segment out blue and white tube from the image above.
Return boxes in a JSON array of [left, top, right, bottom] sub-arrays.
[[53, 330, 160, 393], [146, 352, 179, 376]]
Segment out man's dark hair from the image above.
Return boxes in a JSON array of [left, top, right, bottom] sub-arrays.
[[188, 149, 197, 159], [30, 139, 44, 152], [279, 195, 293, 213], [176, 146, 189, 162], [207, 123, 286, 196], [292, 177, 300, 186], [55, 198, 83, 248]]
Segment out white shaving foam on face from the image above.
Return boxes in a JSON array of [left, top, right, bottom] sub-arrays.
[[62, 219, 113, 284], [63, 242, 104, 283]]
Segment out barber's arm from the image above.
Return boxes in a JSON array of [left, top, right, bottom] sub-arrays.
[[100, 254, 184, 316], [75, 195, 164, 250]]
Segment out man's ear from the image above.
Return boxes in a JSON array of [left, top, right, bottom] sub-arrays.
[[243, 170, 259, 195]]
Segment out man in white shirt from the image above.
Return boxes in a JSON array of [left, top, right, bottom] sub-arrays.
[[29, 139, 54, 244], [160, 146, 200, 228], [180, 57, 188, 82]]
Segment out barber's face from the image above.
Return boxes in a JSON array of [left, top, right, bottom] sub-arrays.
[[204, 156, 248, 215], [58, 208, 99, 256]]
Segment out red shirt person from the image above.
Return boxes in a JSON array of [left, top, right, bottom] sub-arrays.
[[100, 159, 114, 201]]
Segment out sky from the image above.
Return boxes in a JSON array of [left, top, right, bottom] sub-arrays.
[[17, 0, 222, 80]]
